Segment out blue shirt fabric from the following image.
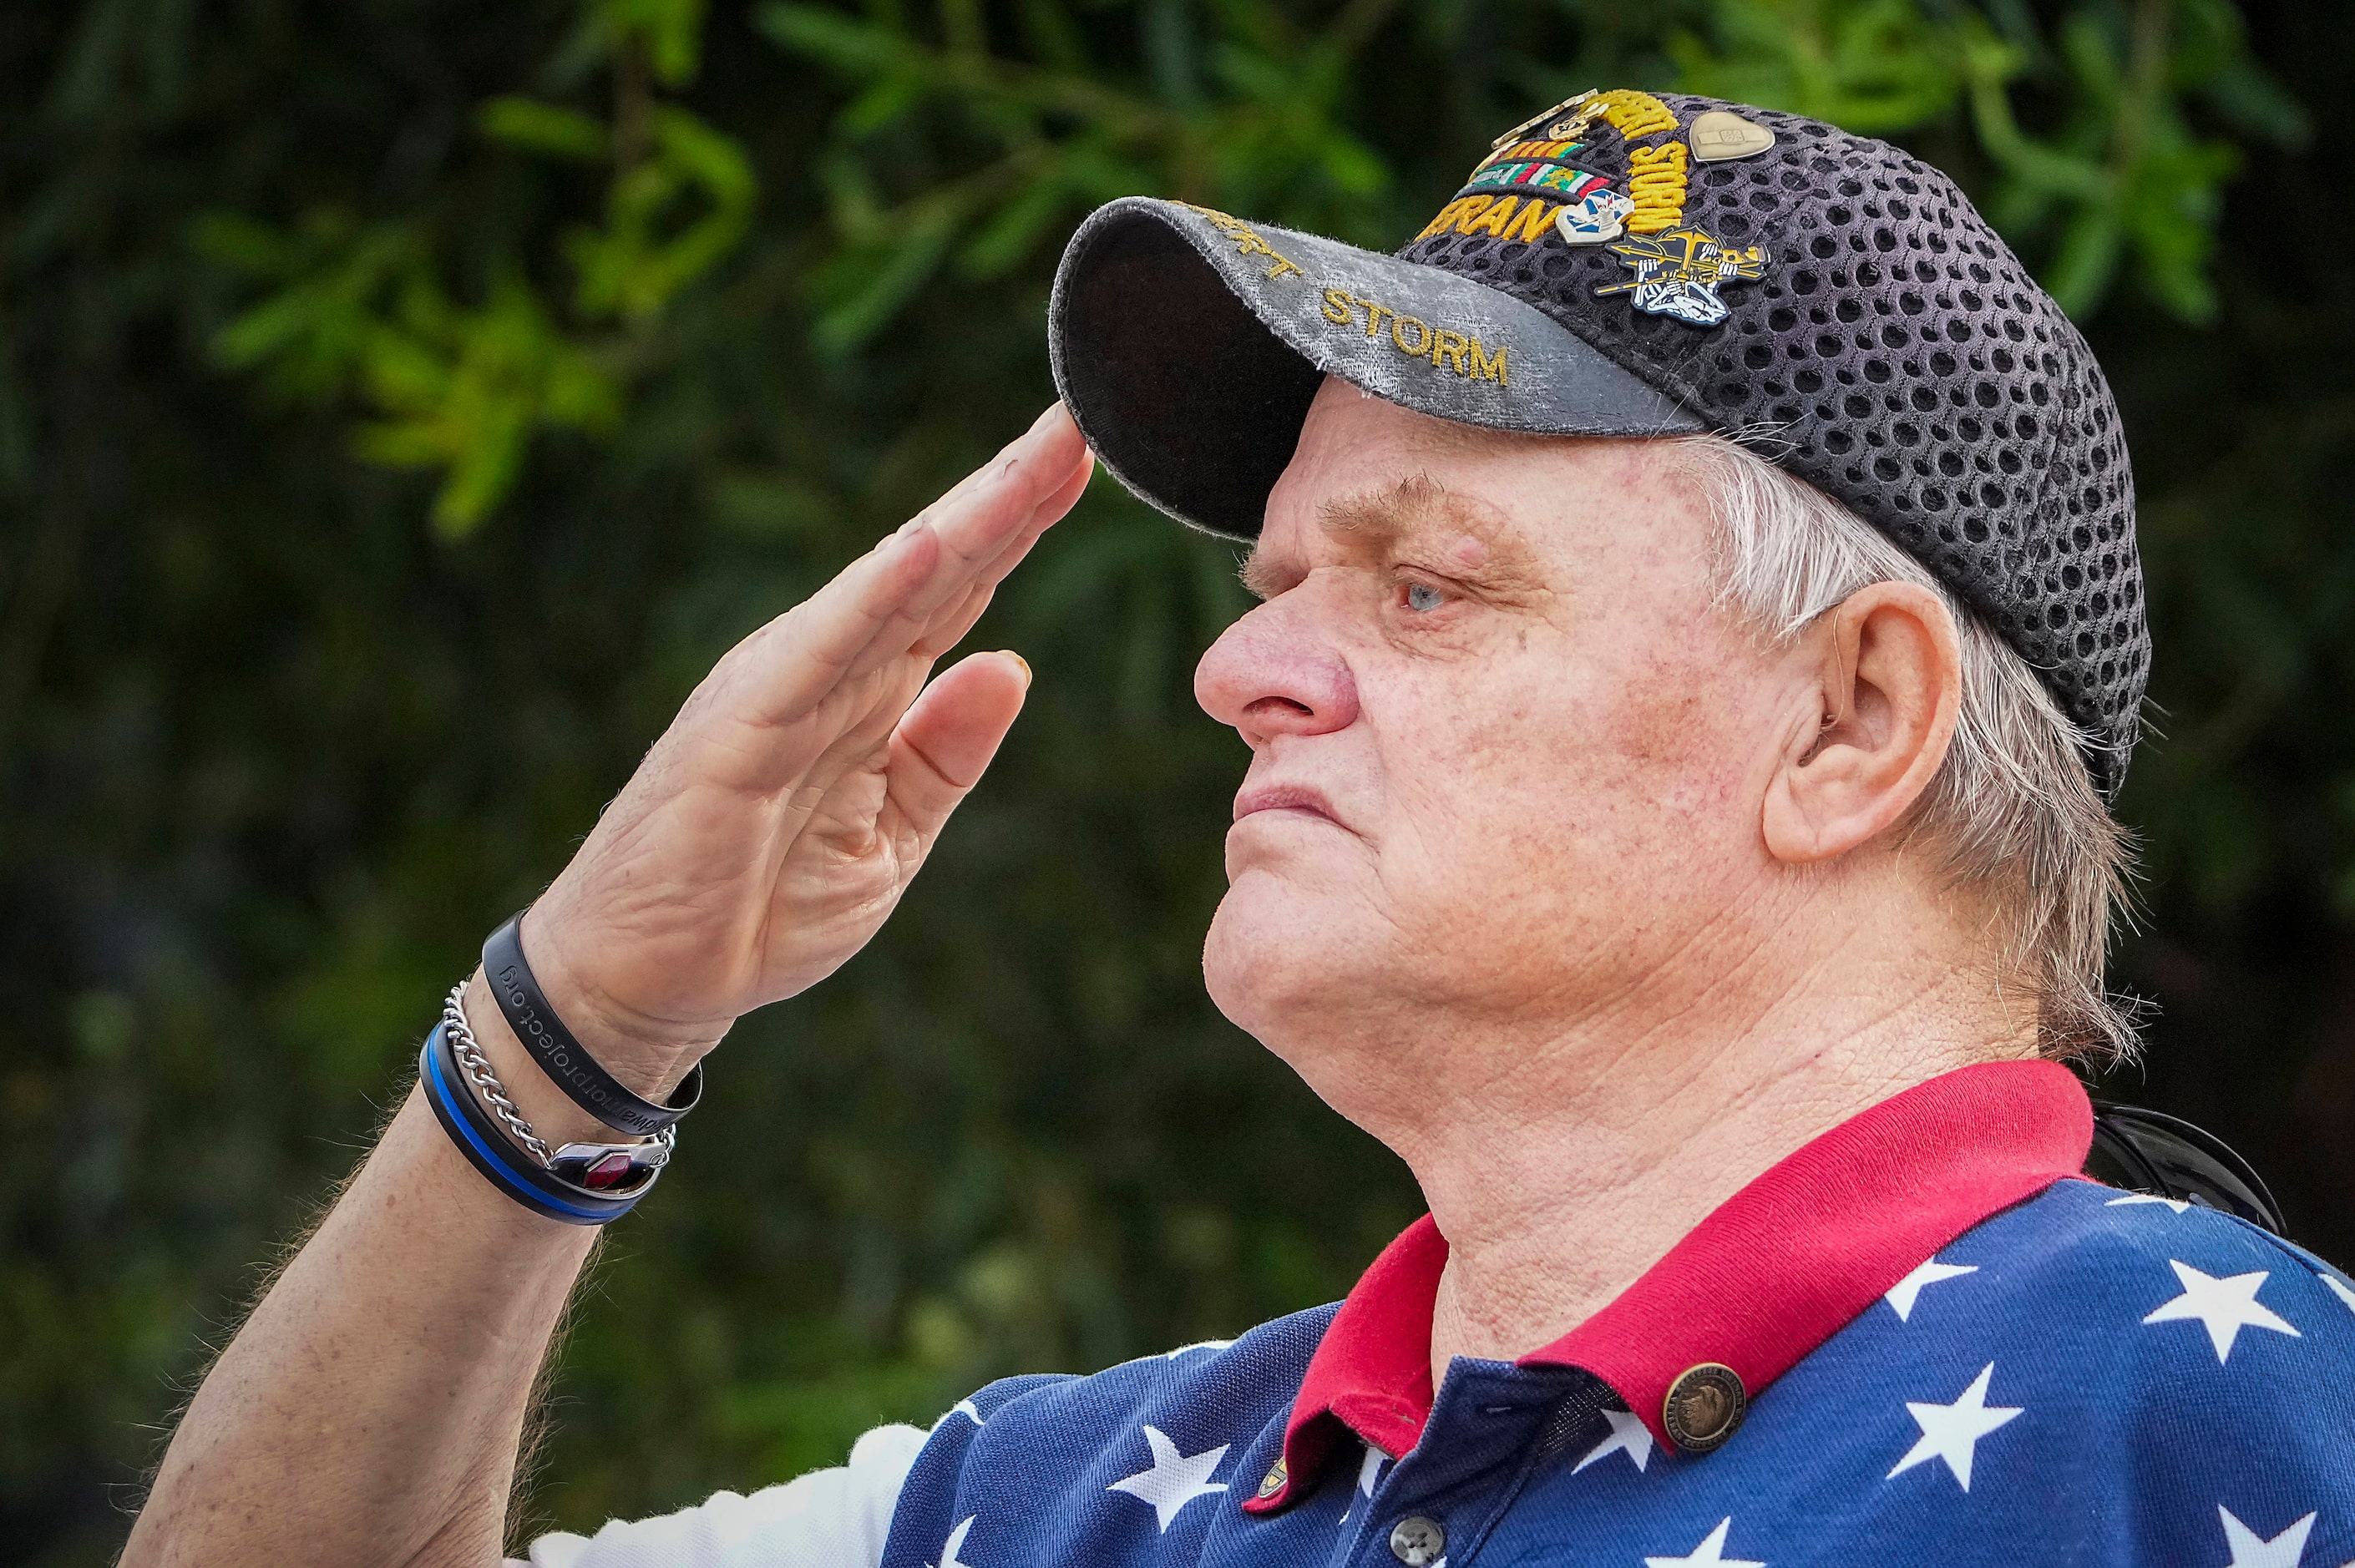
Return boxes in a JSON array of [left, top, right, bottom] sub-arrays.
[[879, 1080, 2355, 1567]]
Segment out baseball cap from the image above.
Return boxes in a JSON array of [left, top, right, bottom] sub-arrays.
[[1046, 90, 2147, 795]]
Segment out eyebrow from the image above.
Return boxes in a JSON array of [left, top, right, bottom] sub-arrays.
[[1240, 474, 1546, 599]]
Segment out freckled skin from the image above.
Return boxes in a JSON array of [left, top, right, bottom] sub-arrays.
[[1192, 379, 2020, 1378], [1196, 380, 1785, 1069]]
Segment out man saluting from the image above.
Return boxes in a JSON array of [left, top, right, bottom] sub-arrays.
[[128, 92, 2355, 1568]]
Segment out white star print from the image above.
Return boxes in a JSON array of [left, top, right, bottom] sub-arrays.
[[1643, 1517, 1764, 1568], [1107, 1424, 1230, 1531], [2142, 1261, 2301, 1363], [1885, 1257, 1978, 1322], [929, 1516, 978, 1568], [1886, 1363, 2023, 1490], [2219, 1505, 2316, 1567], [2108, 1193, 2193, 1214], [933, 1399, 983, 1431], [2319, 1272, 2355, 1316], [1162, 1338, 1234, 1359], [1573, 1408, 1656, 1474]]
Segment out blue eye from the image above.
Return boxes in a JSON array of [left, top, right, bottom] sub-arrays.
[[1405, 581, 1446, 613]]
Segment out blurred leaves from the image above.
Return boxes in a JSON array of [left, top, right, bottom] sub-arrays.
[[569, 105, 758, 321], [195, 2, 756, 533], [1669, 0, 1973, 132], [757, 0, 1395, 352], [198, 211, 623, 536], [1672, 0, 2307, 318], [192, 0, 2308, 522], [479, 96, 614, 162]]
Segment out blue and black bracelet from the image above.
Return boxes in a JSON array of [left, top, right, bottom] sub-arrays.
[[418, 1019, 660, 1226]]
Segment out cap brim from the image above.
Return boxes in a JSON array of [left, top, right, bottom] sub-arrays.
[[1048, 197, 1705, 540]]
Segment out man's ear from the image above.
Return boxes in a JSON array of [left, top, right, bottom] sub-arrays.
[[1761, 581, 1962, 865]]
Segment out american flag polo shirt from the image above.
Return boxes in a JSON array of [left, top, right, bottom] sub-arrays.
[[880, 1062, 2355, 1568]]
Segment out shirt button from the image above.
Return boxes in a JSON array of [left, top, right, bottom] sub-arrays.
[[1389, 1515, 1446, 1566], [1663, 1362, 1748, 1453]]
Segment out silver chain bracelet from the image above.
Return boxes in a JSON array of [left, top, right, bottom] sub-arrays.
[[441, 983, 675, 1171]]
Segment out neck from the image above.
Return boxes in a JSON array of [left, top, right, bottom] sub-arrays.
[[1310, 906, 2039, 1396]]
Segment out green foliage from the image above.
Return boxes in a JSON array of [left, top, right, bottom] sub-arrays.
[[1669, 0, 1973, 131], [197, 210, 625, 536], [191, 0, 2309, 525], [602, 0, 715, 86], [196, 2, 756, 534], [1671, 0, 2307, 318], [756, 0, 1397, 352], [480, 96, 615, 162], [570, 106, 760, 321], [8, 1, 2355, 1563]]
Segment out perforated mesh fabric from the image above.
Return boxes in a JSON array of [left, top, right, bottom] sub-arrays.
[[1396, 94, 2145, 792]]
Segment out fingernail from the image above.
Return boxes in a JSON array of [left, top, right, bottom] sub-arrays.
[[1000, 650, 1031, 686], [1029, 403, 1061, 434]]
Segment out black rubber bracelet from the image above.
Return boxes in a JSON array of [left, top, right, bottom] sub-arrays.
[[418, 1023, 654, 1226], [482, 913, 703, 1137]]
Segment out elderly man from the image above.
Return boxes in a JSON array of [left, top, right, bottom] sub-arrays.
[[128, 93, 2351, 1568]]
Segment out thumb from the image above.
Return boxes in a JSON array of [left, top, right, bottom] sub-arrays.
[[882, 650, 1031, 847]]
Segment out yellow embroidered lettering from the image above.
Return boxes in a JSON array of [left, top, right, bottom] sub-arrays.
[[1356, 298, 1395, 339], [1430, 330, 1471, 374], [1612, 104, 1678, 138], [1468, 339, 1508, 385], [1416, 200, 1471, 241], [1390, 316, 1431, 355], [1589, 89, 1679, 139], [1623, 141, 1689, 235], [1500, 199, 1557, 243], [1322, 290, 1355, 325], [1446, 195, 1497, 235], [1184, 205, 1303, 281], [1465, 196, 1522, 238]]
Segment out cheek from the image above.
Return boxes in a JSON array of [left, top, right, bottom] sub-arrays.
[[1380, 630, 1761, 906], [1591, 647, 1761, 821]]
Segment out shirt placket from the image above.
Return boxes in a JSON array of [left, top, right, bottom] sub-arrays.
[[1334, 1363, 1614, 1568]]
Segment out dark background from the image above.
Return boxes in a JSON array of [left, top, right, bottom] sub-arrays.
[[2, 0, 2348, 1561]]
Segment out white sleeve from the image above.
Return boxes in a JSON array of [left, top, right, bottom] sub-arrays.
[[511, 1421, 928, 1568]]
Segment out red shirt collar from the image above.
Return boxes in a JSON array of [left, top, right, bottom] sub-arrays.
[[1244, 1059, 2093, 1511]]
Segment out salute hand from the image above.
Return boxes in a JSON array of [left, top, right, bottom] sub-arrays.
[[517, 404, 1092, 1082]]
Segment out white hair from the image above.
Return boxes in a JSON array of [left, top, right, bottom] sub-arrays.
[[1672, 435, 2140, 1068]]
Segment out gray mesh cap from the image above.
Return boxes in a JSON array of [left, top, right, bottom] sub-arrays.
[[1047, 89, 2147, 795]]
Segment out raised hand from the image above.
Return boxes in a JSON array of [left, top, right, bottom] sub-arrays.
[[519, 403, 1092, 1078]]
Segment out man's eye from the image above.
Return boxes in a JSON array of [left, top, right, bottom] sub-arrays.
[[1404, 581, 1446, 613]]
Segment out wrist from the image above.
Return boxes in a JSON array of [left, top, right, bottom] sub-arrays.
[[462, 969, 631, 1151], [428, 985, 669, 1223], [515, 904, 731, 1075]]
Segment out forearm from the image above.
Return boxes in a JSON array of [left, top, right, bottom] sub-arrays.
[[120, 407, 1083, 1568], [123, 974, 661, 1568]]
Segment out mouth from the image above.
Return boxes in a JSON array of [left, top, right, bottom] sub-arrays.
[[1232, 782, 1344, 827]]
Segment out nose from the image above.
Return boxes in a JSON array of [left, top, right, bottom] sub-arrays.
[[1194, 595, 1360, 746]]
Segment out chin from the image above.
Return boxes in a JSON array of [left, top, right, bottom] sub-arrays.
[[1201, 872, 1370, 1047]]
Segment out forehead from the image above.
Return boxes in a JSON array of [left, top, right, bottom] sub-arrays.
[[1256, 378, 1700, 571]]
